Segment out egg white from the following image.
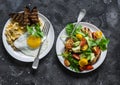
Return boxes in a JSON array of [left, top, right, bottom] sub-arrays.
[[13, 18, 48, 57], [14, 32, 39, 57]]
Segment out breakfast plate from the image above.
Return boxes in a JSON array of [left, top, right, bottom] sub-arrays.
[[2, 12, 55, 62], [56, 22, 108, 73]]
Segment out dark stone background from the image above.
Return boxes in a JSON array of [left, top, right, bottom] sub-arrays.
[[0, 0, 120, 85]]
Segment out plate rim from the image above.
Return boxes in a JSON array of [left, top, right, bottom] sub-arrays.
[[2, 12, 55, 62], [56, 22, 107, 73]]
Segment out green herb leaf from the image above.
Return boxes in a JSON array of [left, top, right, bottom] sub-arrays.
[[65, 23, 74, 36], [97, 37, 109, 51], [67, 54, 80, 72], [26, 23, 44, 38], [65, 23, 82, 36], [73, 24, 82, 35]]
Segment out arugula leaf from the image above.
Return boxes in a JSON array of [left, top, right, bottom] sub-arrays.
[[68, 56, 80, 72], [85, 36, 109, 51], [97, 37, 109, 51], [62, 51, 71, 58], [85, 37, 97, 48], [80, 52, 95, 61], [26, 23, 44, 38], [63, 52, 80, 72], [65, 23, 82, 36], [73, 41, 80, 47], [71, 35, 79, 41], [65, 23, 74, 36], [73, 24, 82, 35], [70, 65, 80, 72]]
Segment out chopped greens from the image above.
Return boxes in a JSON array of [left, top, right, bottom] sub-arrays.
[[65, 23, 74, 36], [67, 54, 79, 72], [85, 37, 97, 48], [96, 37, 109, 51], [26, 23, 44, 38], [86, 36, 109, 51], [73, 41, 80, 47], [73, 24, 82, 35], [65, 23, 82, 36], [62, 51, 71, 58]]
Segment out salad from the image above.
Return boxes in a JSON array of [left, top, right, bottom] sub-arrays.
[[62, 23, 109, 72]]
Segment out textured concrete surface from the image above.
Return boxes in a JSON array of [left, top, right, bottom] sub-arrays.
[[0, 0, 120, 85]]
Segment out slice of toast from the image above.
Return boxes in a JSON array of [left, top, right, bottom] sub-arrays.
[[9, 6, 30, 26], [29, 7, 39, 24], [23, 6, 30, 26], [9, 13, 24, 25], [9, 6, 39, 26]]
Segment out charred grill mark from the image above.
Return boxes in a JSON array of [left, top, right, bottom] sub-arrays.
[[81, 27, 92, 38], [9, 6, 39, 26]]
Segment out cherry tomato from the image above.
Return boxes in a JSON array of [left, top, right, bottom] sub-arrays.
[[80, 38, 87, 47]]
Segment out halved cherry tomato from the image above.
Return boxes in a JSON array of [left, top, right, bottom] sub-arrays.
[[79, 66, 84, 71], [80, 38, 87, 47], [92, 31, 102, 39], [81, 44, 88, 51], [85, 65, 94, 70], [95, 31, 102, 39], [76, 34, 83, 40], [80, 65, 94, 71], [79, 58, 88, 67]]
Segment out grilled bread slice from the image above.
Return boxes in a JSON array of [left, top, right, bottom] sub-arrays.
[[29, 7, 39, 24], [9, 6, 39, 26], [9, 13, 24, 25], [23, 6, 30, 26]]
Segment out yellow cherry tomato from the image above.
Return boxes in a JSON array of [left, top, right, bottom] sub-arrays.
[[76, 34, 83, 40], [81, 44, 88, 51], [79, 58, 88, 67], [95, 31, 102, 39], [27, 35, 42, 49]]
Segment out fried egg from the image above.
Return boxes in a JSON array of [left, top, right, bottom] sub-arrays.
[[14, 32, 39, 57], [14, 17, 47, 57]]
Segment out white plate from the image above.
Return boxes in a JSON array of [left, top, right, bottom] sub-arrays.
[[56, 22, 107, 73], [2, 13, 55, 62]]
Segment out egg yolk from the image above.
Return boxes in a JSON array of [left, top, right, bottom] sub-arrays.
[[79, 58, 88, 67], [27, 35, 42, 49]]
